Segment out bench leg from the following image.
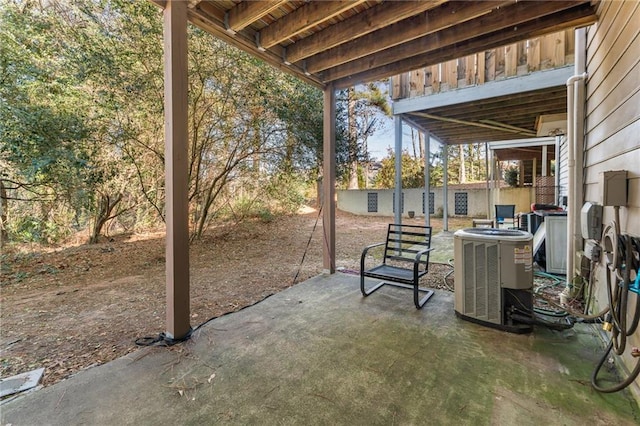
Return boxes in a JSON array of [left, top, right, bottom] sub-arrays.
[[360, 275, 386, 297], [361, 275, 435, 309], [414, 282, 434, 309]]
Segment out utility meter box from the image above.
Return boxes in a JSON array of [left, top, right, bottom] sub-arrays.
[[581, 202, 602, 240], [602, 170, 628, 206]]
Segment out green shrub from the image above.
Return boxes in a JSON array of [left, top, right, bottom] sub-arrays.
[[504, 166, 519, 188]]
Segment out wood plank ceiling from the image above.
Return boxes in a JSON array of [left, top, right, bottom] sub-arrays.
[[405, 86, 570, 145], [166, 0, 598, 90], [152, 1, 598, 146]]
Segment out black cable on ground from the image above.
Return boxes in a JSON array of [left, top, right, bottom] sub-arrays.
[[136, 329, 193, 347], [136, 204, 323, 348], [135, 290, 283, 347], [293, 204, 322, 285], [509, 311, 574, 331]]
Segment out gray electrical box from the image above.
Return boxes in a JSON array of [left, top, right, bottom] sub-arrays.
[[602, 170, 628, 206], [581, 202, 602, 240]]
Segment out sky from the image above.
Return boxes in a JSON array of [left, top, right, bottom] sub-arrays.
[[367, 115, 442, 162]]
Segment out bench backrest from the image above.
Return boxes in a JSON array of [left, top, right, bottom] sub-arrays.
[[383, 224, 432, 268]]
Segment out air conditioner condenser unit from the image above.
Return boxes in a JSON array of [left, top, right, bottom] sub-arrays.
[[454, 228, 534, 333]]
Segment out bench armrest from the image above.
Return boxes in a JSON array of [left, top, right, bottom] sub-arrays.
[[413, 247, 435, 276], [360, 242, 385, 271], [413, 247, 434, 262]]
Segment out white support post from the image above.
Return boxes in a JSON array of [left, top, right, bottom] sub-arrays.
[[442, 143, 449, 231], [424, 130, 430, 227], [485, 142, 491, 220], [555, 135, 561, 204], [394, 115, 402, 225], [163, 0, 190, 340], [322, 84, 336, 274]]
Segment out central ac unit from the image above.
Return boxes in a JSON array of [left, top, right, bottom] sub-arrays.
[[454, 228, 534, 333]]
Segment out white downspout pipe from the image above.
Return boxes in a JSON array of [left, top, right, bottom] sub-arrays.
[[565, 27, 588, 293], [565, 72, 587, 289]]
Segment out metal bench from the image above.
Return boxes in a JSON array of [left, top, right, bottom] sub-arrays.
[[360, 224, 435, 309]]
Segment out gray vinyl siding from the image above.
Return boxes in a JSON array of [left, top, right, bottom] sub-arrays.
[[584, 0, 640, 222], [556, 135, 568, 206], [584, 0, 640, 396]]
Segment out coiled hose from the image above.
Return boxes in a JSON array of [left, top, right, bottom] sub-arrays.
[[591, 226, 640, 393]]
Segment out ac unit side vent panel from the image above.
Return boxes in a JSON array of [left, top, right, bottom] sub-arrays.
[[475, 243, 487, 319], [487, 244, 500, 323], [463, 241, 474, 315]]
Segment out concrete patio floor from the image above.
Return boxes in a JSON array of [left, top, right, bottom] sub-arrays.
[[2, 272, 639, 425]]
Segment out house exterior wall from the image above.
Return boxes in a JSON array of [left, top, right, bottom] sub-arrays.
[[584, 0, 640, 395]]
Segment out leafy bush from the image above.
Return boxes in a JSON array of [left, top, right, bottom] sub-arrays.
[[266, 173, 307, 214], [504, 166, 519, 188]]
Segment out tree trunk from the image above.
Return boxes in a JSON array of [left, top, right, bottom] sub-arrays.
[[0, 179, 8, 247], [347, 87, 359, 189], [89, 193, 122, 244], [459, 144, 466, 183], [348, 161, 359, 189], [468, 144, 474, 180], [411, 128, 418, 158]]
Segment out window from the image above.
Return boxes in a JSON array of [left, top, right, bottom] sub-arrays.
[[367, 193, 378, 213], [454, 193, 468, 215]]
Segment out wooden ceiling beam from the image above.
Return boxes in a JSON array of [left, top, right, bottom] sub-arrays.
[[439, 103, 566, 121], [194, 1, 225, 21], [334, 3, 597, 87], [226, 0, 288, 34], [306, 0, 510, 74], [188, 7, 324, 89], [409, 112, 537, 137], [437, 96, 567, 119], [285, 0, 445, 64], [447, 96, 566, 114], [467, 107, 566, 123], [424, 127, 513, 143], [479, 120, 537, 135], [324, 1, 585, 82], [258, 0, 368, 49]]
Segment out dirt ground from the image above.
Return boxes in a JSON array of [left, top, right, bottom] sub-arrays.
[[1, 210, 473, 388]]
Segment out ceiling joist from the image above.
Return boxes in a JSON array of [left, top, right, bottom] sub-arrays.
[[158, 1, 597, 90], [335, 2, 597, 87], [285, 0, 448, 65], [306, 0, 508, 75], [324, 0, 582, 82], [225, 1, 288, 34], [258, 0, 368, 50], [153, 0, 598, 144], [409, 112, 537, 137]]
